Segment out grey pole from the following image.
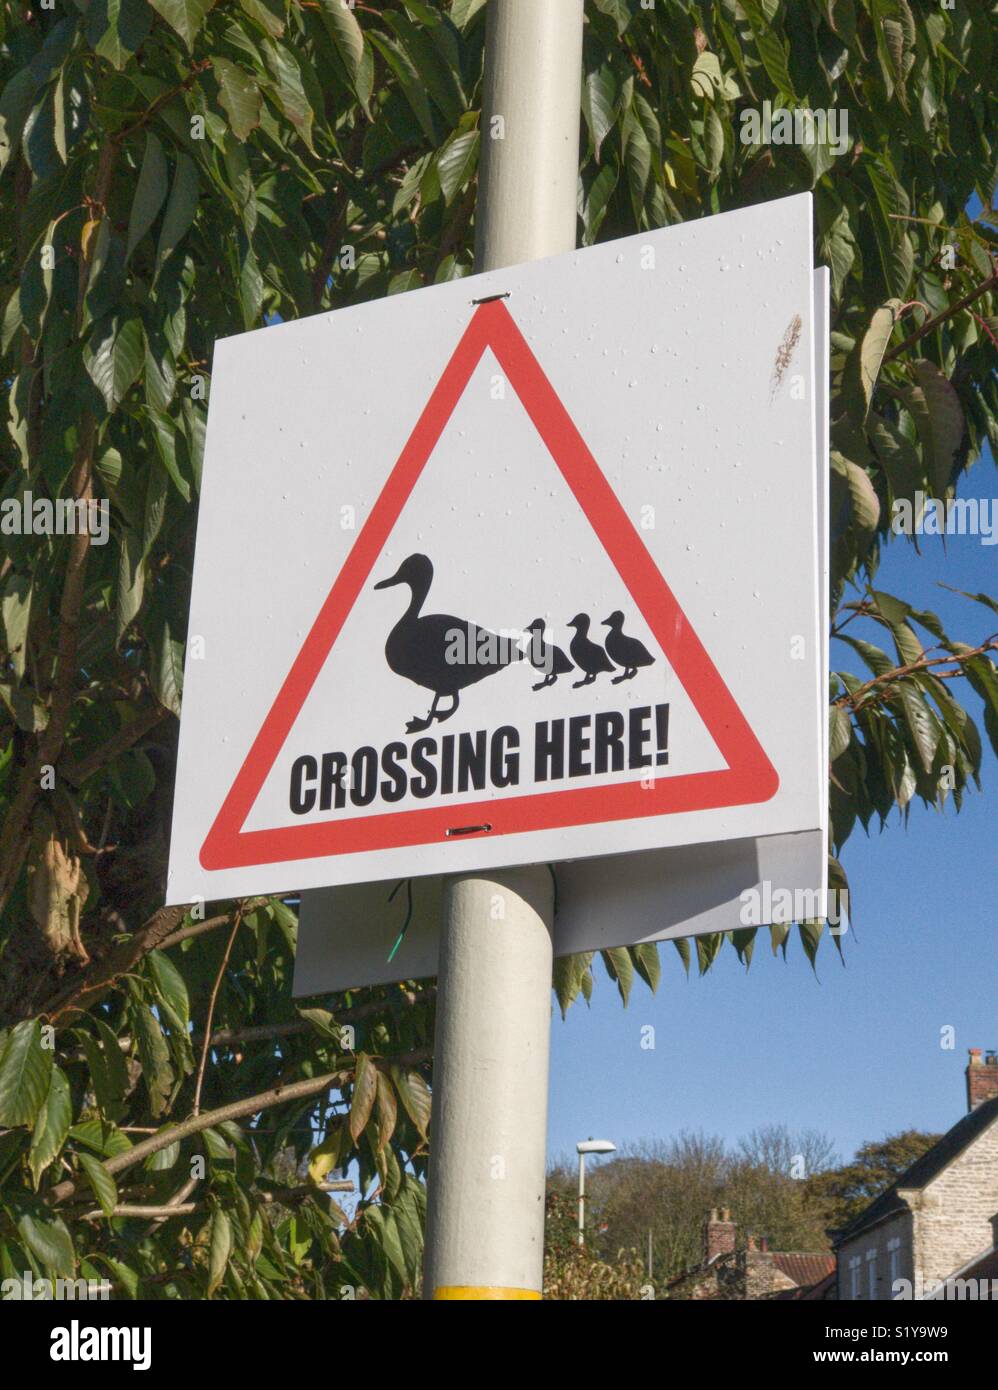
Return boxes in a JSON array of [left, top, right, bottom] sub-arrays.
[[578, 1151, 586, 1247], [423, 0, 585, 1302]]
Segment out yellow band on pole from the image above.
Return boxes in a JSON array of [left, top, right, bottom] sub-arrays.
[[433, 1286, 542, 1300]]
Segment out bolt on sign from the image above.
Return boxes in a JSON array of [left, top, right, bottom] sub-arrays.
[[167, 192, 828, 970]]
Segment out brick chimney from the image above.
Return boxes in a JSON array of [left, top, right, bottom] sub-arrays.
[[704, 1207, 736, 1262], [966, 1049, 998, 1110]]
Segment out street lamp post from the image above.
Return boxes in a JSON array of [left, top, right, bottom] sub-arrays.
[[576, 1139, 616, 1247]]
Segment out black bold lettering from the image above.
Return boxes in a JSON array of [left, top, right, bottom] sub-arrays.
[[320, 751, 347, 811], [594, 711, 626, 774], [350, 746, 378, 806], [290, 755, 317, 815], [457, 730, 487, 792], [628, 706, 653, 769], [380, 742, 408, 802], [534, 719, 564, 782], [568, 715, 592, 777], [490, 726, 520, 787], [410, 737, 438, 798]]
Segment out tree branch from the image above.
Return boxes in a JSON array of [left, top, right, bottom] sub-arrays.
[[833, 638, 998, 709], [48, 1049, 431, 1204], [881, 268, 998, 365]]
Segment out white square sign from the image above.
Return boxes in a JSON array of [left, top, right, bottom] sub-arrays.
[[167, 193, 824, 909]]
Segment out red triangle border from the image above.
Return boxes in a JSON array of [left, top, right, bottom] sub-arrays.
[[200, 300, 778, 871]]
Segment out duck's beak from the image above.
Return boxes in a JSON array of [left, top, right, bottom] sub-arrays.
[[601, 616, 612, 626], [374, 567, 403, 590]]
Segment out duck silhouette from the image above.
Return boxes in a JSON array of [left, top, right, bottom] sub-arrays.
[[603, 610, 655, 683], [567, 614, 615, 688], [374, 553, 520, 733], [522, 618, 574, 691]]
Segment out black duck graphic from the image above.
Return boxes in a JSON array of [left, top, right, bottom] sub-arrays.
[[375, 553, 521, 733], [567, 614, 616, 688], [603, 610, 655, 684], [522, 618, 574, 691]]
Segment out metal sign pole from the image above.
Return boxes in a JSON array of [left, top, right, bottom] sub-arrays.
[[423, 0, 585, 1301]]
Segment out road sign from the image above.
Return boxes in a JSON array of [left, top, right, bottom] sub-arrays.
[[294, 263, 831, 992], [167, 193, 825, 909]]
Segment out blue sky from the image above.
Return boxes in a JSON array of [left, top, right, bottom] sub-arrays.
[[548, 458, 998, 1170]]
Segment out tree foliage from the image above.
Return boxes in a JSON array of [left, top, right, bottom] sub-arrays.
[[0, 0, 995, 1297], [803, 1128, 942, 1232]]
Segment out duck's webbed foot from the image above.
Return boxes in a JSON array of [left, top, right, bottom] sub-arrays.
[[611, 668, 636, 684], [431, 693, 459, 726], [532, 675, 555, 691], [406, 714, 433, 734], [572, 674, 595, 688]]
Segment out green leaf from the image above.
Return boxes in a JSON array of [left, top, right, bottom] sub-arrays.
[[691, 52, 723, 99], [582, 64, 620, 161], [436, 128, 479, 205], [831, 450, 880, 533], [29, 1067, 72, 1187], [829, 705, 852, 762], [147, 0, 217, 49], [349, 1052, 377, 1142], [672, 937, 691, 975], [704, 106, 724, 180], [83, 312, 144, 411], [594, 0, 632, 35], [86, 0, 153, 73], [906, 360, 965, 497], [214, 58, 262, 142], [897, 681, 940, 774], [631, 941, 661, 993], [0, 1020, 53, 1129], [116, 527, 146, 640], [147, 946, 189, 1029], [848, 298, 903, 421], [129, 1000, 175, 1117], [391, 1066, 431, 1140], [741, 0, 797, 100], [601, 946, 634, 1005], [127, 132, 169, 262], [155, 155, 199, 279], [17, 1208, 75, 1277], [2, 572, 32, 680], [79, 1153, 118, 1217], [207, 1207, 231, 1296], [239, 0, 285, 37], [375, 1071, 397, 1152], [319, 0, 365, 78]]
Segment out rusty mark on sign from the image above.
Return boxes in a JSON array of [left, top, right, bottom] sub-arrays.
[[770, 313, 802, 402]]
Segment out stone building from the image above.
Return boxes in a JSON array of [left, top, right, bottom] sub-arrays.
[[834, 1049, 998, 1300], [665, 1207, 834, 1300]]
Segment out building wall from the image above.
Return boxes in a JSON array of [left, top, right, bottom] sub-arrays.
[[837, 1210, 912, 1300], [911, 1119, 998, 1290], [837, 1114, 998, 1298]]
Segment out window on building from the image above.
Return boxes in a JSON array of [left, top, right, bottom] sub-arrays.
[[866, 1249, 877, 1300], [848, 1255, 861, 1299], [887, 1238, 901, 1292]]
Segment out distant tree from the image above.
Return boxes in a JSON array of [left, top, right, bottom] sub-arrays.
[[543, 1190, 647, 1301], [552, 1124, 839, 1283], [804, 1129, 942, 1232]]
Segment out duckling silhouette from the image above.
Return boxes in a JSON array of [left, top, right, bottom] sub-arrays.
[[374, 553, 520, 733], [567, 614, 615, 688], [603, 610, 655, 683], [522, 619, 574, 691]]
